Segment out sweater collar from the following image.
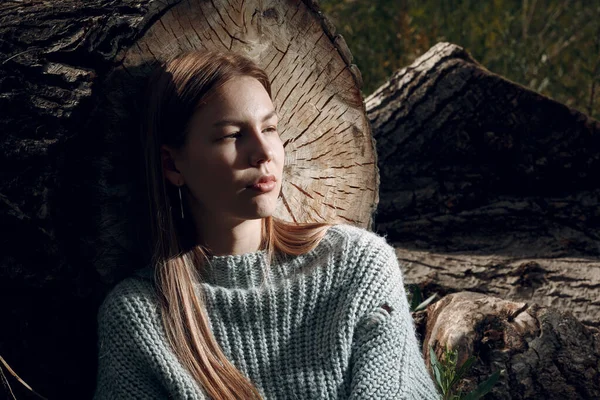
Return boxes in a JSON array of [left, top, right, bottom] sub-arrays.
[[132, 250, 274, 288], [200, 249, 274, 288], [133, 225, 339, 289]]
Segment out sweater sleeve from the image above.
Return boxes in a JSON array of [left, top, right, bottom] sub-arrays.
[[93, 278, 206, 400], [348, 241, 441, 400]]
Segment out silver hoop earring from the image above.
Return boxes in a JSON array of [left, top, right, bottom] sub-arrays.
[[178, 186, 184, 219]]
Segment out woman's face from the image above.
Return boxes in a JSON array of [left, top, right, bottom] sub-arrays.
[[162, 76, 284, 224]]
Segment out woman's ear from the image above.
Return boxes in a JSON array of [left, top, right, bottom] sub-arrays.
[[161, 145, 184, 187]]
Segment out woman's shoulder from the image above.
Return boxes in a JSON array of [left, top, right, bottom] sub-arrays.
[[318, 224, 404, 318], [323, 223, 396, 260], [97, 275, 159, 326], [315, 224, 399, 286]]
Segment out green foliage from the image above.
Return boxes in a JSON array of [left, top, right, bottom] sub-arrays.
[[429, 345, 501, 400], [319, 0, 600, 120], [407, 284, 438, 312]]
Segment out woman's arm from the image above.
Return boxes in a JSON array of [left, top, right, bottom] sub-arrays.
[[93, 278, 206, 400], [348, 242, 441, 399], [93, 279, 169, 400]]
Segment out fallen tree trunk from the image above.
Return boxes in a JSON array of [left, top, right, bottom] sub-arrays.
[[399, 248, 600, 327], [367, 42, 600, 327], [417, 292, 600, 399]]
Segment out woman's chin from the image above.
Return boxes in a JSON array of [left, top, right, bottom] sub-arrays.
[[241, 198, 278, 219], [253, 204, 277, 219]]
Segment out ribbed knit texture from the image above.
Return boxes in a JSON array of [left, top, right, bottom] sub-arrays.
[[93, 224, 441, 399]]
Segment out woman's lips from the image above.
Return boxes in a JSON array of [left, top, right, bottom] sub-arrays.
[[247, 175, 276, 193]]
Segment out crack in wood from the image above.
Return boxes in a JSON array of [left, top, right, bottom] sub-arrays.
[[210, 0, 238, 30], [295, 125, 335, 149], [223, 2, 241, 29], [330, 162, 375, 169], [315, 92, 334, 111], [278, 80, 301, 111], [280, 191, 297, 224], [172, 5, 196, 50], [323, 202, 346, 211], [197, 2, 231, 49], [263, 48, 280, 72], [289, 181, 314, 199], [185, 0, 208, 45], [302, 148, 331, 161], [144, 41, 159, 61], [338, 214, 359, 223], [284, 89, 325, 132], [309, 205, 325, 221], [269, 52, 291, 91], [291, 112, 321, 145], [273, 52, 300, 98], [289, 0, 302, 21], [331, 150, 348, 157]]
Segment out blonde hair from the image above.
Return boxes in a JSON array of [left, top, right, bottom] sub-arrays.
[[142, 50, 332, 399]]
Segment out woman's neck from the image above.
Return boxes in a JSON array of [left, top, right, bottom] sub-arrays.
[[196, 216, 264, 256]]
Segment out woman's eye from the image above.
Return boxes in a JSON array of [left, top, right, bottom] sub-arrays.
[[221, 132, 241, 140], [265, 127, 278, 133]]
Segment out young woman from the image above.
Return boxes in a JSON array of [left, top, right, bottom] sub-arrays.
[[93, 50, 440, 399]]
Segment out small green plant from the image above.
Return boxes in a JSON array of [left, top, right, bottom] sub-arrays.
[[407, 286, 501, 399], [407, 284, 438, 312], [429, 345, 501, 400]]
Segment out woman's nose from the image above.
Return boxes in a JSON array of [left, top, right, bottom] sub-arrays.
[[249, 130, 274, 167]]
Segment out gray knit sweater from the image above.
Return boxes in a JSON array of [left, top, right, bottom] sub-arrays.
[[93, 224, 441, 399]]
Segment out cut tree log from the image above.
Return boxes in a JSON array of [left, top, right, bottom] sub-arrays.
[[0, 0, 375, 398], [417, 292, 600, 400], [367, 42, 600, 327]]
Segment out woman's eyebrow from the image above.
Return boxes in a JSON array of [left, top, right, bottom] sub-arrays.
[[213, 110, 277, 128]]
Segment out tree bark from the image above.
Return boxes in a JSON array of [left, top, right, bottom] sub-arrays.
[[417, 292, 600, 400], [367, 42, 600, 327], [0, 1, 374, 398]]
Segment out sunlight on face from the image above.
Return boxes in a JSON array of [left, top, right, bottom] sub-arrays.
[[174, 76, 284, 223]]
